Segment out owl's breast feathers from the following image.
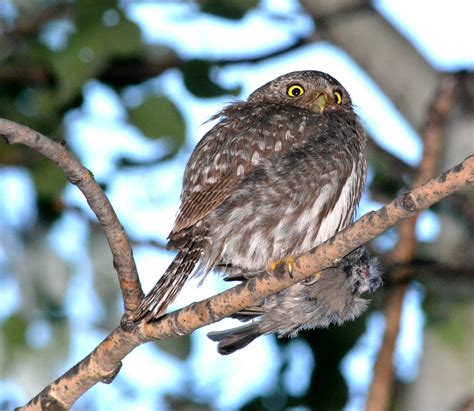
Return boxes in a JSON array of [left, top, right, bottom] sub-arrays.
[[169, 101, 366, 273]]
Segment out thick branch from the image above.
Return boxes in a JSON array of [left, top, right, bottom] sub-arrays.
[[391, 75, 456, 264], [0, 118, 143, 312], [21, 326, 145, 410], [366, 75, 457, 411], [144, 155, 474, 340], [368, 136, 474, 225], [19, 155, 474, 410]]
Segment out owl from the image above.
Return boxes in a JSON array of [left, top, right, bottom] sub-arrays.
[[207, 246, 382, 355], [133, 70, 367, 320]]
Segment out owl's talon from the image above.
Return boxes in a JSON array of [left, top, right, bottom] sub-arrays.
[[267, 256, 296, 277], [302, 271, 322, 285]]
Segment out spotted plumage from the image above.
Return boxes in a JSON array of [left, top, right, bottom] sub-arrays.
[[133, 70, 367, 320]]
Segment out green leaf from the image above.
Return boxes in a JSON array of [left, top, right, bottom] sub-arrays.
[[2, 313, 28, 348], [434, 303, 471, 348], [198, 0, 259, 19], [49, 4, 142, 104], [31, 158, 68, 222], [0, 86, 63, 136], [127, 95, 186, 154], [155, 335, 192, 360], [368, 152, 405, 198], [1, 313, 28, 371], [182, 59, 241, 98], [32, 158, 67, 199]]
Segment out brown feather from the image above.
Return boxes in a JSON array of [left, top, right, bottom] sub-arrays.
[[171, 172, 236, 235], [133, 70, 367, 321]]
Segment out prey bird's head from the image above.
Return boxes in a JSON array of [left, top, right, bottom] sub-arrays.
[[341, 246, 382, 295]]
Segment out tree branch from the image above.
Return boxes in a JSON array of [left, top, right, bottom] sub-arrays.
[[366, 74, 457, 411], [3, 117, 472, 410], [368, 136, 474, 225], [4, 3, 73, 38], [380, 260, 474, 285], [0, 118, 143, 313], [17, 153, 474, 410], [20, 327, 145, 411], [143, 155, 474, 339]]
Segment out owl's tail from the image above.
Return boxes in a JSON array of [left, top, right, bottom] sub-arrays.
[[132, 241, 202, 321], [207, 323, 262, 355]]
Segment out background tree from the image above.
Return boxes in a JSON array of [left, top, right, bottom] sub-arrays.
[[0, 1, 473, 410]]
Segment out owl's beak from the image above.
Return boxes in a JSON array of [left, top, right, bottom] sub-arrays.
[[313, 93, 328, 113]]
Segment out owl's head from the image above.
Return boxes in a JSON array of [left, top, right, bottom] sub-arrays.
[[248, 70, 352, 113]]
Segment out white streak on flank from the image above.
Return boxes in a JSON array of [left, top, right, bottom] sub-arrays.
[[295, 184, 332, 233], [307, 167, 358, 249], [237, 164, 245, 176], [274, 140, 282, 151], [246, 231, 264, 260], [285, 130, 294, 140], [272, 202, 299, 253]]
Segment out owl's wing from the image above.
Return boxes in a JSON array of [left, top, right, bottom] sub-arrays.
[[170, 103, 297, 238], [171, 170, 237, 236]]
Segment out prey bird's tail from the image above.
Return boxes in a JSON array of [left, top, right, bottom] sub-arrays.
[[132, 241, 202, 321], [207, 323, 262, 355]]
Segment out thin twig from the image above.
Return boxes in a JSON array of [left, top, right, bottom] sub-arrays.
[[0, 118, 143, 312], [381, 260, 474, 284], [4, 4, 73, 38]]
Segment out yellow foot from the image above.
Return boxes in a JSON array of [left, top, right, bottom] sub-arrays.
[[302, 271, 322, 285], [267, 256, 296, 277]]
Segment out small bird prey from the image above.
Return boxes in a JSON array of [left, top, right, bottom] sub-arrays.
[[133, 70, 366, 321], [207, 247, 381, 355]]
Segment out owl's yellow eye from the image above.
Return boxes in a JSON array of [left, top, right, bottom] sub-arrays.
[[334, 90, 343, 105], [287, 84, 305, 97]]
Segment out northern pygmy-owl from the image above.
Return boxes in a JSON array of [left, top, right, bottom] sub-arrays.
[[207, 247, 381, 355], [133, 70, 367, 320]]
